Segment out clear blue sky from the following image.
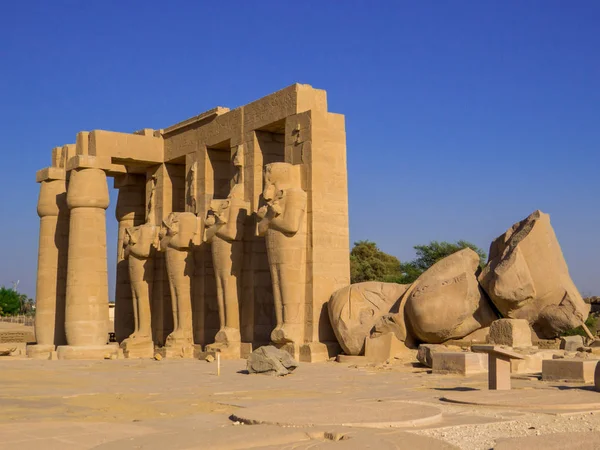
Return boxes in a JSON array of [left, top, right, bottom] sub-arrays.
[[1, 1, 599, 298]]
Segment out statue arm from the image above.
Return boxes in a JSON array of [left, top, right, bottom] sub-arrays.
[[270, 192, 306, 235], [216, 205, 247, 241]]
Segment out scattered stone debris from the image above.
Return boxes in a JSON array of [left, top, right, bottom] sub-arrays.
[[153, 353, 162, 361], [246, 345, 298, 376], [205, 355, 215, 363], [560, 335, 584, 352]]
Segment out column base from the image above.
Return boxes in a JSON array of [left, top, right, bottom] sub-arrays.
[[299, 342, 341, 363], [205, 342, 253, 360], [156, 344, 195, 359], [57, 344, 120, 360], [26, 344, 56, 360], [121, 340, 155, 359]]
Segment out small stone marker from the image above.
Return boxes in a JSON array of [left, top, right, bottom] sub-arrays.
[[472, 345, 525, 390], [560, 335, 584, 352], [487, 319, 532, 348]]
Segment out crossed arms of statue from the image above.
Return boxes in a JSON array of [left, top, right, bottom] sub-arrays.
[[257, 189, 306, 237]]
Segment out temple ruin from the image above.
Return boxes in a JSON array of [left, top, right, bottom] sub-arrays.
[[30, 84, 350, 361]]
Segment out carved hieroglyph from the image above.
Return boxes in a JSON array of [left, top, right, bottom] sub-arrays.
[[159, 212, 200, 354], [121, 224, 159, 355], [257, 163, 307, 346], [204, 184, 248, 346], [478, 210, 589, 338]]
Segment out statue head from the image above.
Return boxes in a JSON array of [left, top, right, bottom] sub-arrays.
[[232, 145, 244, 168], [262, 162, 302, 201]]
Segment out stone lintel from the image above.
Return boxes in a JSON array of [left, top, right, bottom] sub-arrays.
[[163, 107, 230, 136], [88, 130, 164, 164], [36, 167, 66, 183], [472, 345, 526, 360], [113, 173, 147, 189], [66, 155, 127, 175]]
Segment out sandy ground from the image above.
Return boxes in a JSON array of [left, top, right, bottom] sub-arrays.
[[0, 356, 600, 449]]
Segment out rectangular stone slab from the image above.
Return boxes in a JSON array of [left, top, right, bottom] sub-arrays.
[[542, 359, 599, 383], [432, 352, 488, 375], [472, 345, 526, 360]]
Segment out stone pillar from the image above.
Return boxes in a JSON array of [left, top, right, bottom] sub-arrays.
[[27, 177, 69, 359], [57, 168, 117, 359], [114, 175, 146, 342]]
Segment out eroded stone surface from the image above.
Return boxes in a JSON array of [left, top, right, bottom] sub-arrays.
[[488, 319, 532, 347], [328, 282, 410, 356], [246, 345, 299, 376], [479, 210, 589, 339], [561, 335, 584, 352], [404, 248, 497, 344], [417, 344, 461, 368], [230, 399, 442, 428]]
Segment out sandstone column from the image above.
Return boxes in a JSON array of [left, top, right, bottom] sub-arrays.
[[27, 177, 69, 359], [114, 175, 146, 342], [57, 167, 117, 359]]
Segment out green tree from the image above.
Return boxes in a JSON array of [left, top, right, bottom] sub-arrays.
[[350, 240, 488, 285], [0, 287, 22, 316], [350, 240, 402, 284], [395, 240, 487, 284]]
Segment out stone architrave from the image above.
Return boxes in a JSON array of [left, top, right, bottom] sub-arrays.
[[28, 176, 69, 359], [159, 212, 200, 358], [257, 163, 307, 350], [120, 224, 159, 358], [328, 282, 411, 356], [478, 210, 590, 339], [204, 184, 250, 357], [403, 248, 497, 344], [58, 167, 117, 360]]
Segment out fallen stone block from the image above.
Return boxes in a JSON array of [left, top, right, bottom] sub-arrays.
[[432, 352, 488, 375], [328, 282, 411, 355], [560, 335, 584, 352], [510, 350, 564, 374], [542, 359, 599, 383], [246, 345, 298, 376], [365, 332, 409, 364], [404, 248, 497, 344], [479, 210, 589, 339], [417, 344, 461, 368], [488, 319, 532, 347]]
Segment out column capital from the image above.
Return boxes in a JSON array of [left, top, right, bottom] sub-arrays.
[[37, 178, 68, 218], [66, 168, 109, 210]]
